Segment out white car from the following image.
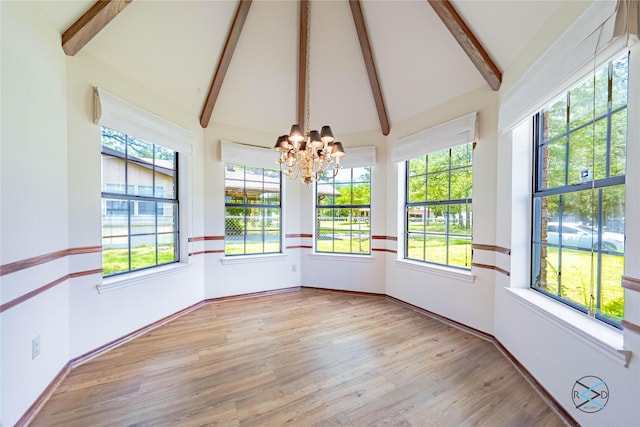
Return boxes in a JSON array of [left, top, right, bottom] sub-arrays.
[[546, 222, 624, 252]]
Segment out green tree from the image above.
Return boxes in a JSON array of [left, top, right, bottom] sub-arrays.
[[101, 127, 175, 161]]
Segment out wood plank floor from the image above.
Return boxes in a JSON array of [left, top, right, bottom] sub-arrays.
[[30, 289, 565, 426]]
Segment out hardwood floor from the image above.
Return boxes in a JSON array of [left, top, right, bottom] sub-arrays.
[[30, 289, 565, 426]]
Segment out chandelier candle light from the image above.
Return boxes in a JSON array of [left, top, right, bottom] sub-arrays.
[[274, 125, 345, 184]]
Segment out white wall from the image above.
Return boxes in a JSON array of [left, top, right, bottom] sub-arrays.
[[302, 130, 387, 294], [65, 52, 205, 358], [202, 123, 302, 298], [2, 0, 639, 426], [0, 3, 206, 424], [1, 2, 70, 424], [200, 125, 387, 297], [0, 3, 69, 261], [492, 8, 640, 427], [384, 86, 500, 334]]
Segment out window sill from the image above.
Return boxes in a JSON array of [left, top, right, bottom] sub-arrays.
[[220, 253, 287, 265], [394, 259, 475, 283], [506, 287, 631, 367], [97, 262, 191, 294], [309, 253, 375, 263]]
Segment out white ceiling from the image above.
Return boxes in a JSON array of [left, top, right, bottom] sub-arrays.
[[38, 0, 590, 136]]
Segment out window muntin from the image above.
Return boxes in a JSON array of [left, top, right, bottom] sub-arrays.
[[405, 143, 473, 269], [101, 127, 179, 277], [224, 164, 281, 255], [316, 167, 371, 254], [532, 54, 627, 328]]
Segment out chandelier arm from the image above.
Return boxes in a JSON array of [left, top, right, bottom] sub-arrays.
[[325, 167, 340, 180]]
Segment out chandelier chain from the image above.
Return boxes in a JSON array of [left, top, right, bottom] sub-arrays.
[[273, 0, 345, 185], [304, 0, 311, 134]]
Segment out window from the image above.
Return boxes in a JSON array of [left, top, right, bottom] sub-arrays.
[[106, 200, 128, 216], [532, 54, 628, 327], [316, 167, 371, 254], [101, 127, 179, 276], [404, 143, 473, 269], [224, 164, 281, 255]]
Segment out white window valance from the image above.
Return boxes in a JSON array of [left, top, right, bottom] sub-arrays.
[[339, 146, 376, 169], [221, 140, 277, 170], [499, 0, 639, 133], [391, 112, 478, 163], [94, 88, 194, 154]]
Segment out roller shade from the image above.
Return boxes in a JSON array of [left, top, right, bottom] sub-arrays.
[[94, 88, 194, 154], [499, 0, 639, 133], [339, 146, 376, 169], [221, 140, 276, 170], [391, 112, 478, 163]]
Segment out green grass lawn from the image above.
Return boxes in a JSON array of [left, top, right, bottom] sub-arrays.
[[406, 236, 471, 268], [225, 241, 281, 255], [317, 219, 370, 231], [536, 247, 624, 322], [317, 219, 370, 254], [405, 220, 471, 268], [316, 236, 370, 254], [103, 245, 176, 276], [407, 222, 470, 235]]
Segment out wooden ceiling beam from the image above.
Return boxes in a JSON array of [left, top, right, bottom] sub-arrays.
[[349, 0, 390, 136], [200, 0, 253, 128], [427, 0, 502, 91], [297, 1, 309, 128], [62, 0, 132, 56]]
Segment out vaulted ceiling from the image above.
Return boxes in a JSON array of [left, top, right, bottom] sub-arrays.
[[38, 0, 588, 137]]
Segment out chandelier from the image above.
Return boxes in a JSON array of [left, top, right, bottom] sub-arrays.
[[274, 125, 345, 185], [273, 1, 346, 185]]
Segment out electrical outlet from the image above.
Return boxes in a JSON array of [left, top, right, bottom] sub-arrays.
[[32, 335, 41, 359], [292, 264, 297, 272]]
